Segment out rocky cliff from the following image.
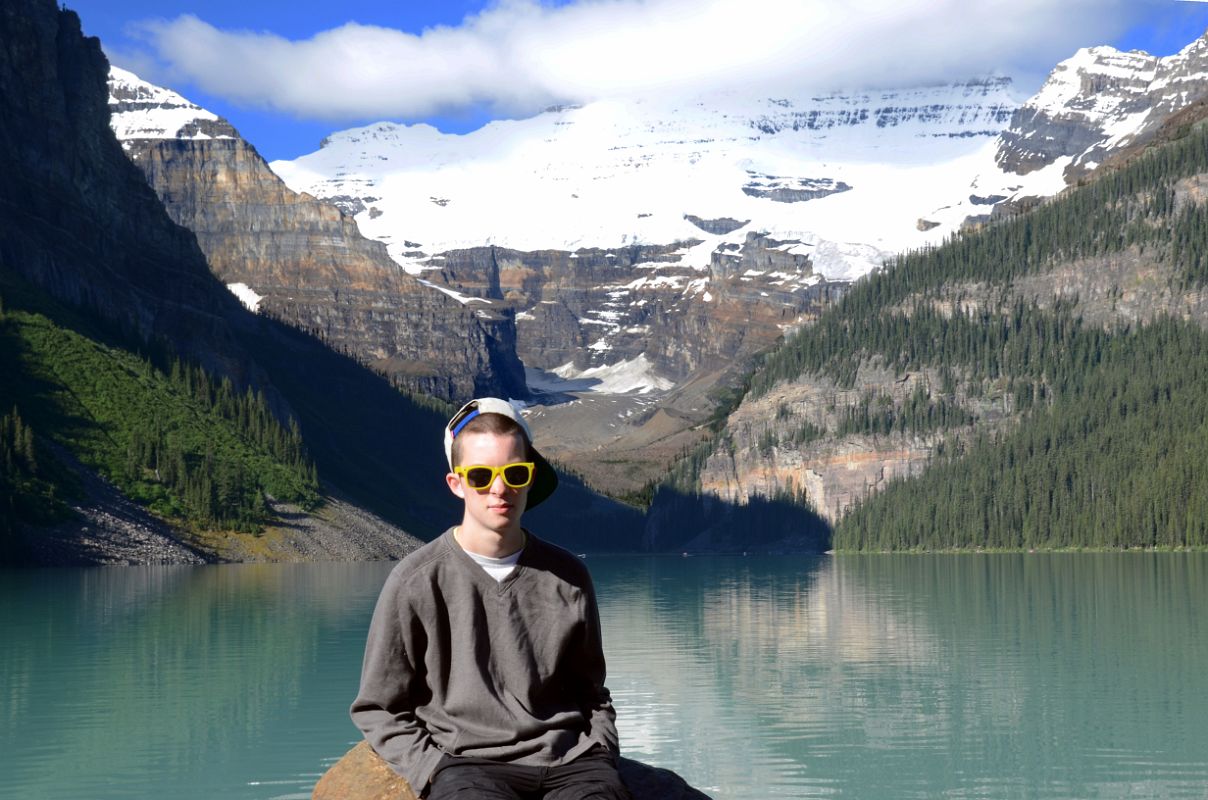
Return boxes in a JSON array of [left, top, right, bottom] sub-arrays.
[[430, 232, 845, 383], [0, 3, 250, 378], [996, 33, 1208, 182], [108, 68, 526, 402], [748, 77, 1016, 137], [671, 158, 1208, 546], [689, 367, 960, 526]]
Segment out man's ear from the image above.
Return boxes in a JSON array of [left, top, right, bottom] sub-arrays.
[[445, 471, 465, 499]]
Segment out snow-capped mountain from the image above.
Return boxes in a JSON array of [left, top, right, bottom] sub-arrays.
[[929, 32, 1208, 232], [106, 67, 530, 402], [1001, 34, 1208, 178], [108, 30, 1208, 408], [108, 66, 237, 147], [272, 28, 1208, 288], [267, 36, 1208, 397], [265, 82, 1033, 395], [270, 79, 1023, 282]]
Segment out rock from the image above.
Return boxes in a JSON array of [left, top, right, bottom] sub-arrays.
[[312, 741, 712, 800], [433, 236, 842, 382], [995, 36, 1208, 182], [312, 741, 418, 800], [741, 173, 852, 203], [0, 0, 252, 377], [107, 69, 528, 403], [683, 214, 749, 235]]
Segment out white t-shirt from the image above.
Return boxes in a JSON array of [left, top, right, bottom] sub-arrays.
[[463, 546, 523, 582]]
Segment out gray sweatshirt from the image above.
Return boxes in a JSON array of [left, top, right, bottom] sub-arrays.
[[350, 527, 620, 793]]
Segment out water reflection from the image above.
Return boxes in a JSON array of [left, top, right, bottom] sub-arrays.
[[593, 554, 1208, 799], [0, 563, 393, 800], [2, 555, 1207, 800]]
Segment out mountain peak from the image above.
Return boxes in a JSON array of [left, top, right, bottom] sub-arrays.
[[107, 66, 237, 145], [270, 81, 1023, 281], [996, 31, 1208, 181]]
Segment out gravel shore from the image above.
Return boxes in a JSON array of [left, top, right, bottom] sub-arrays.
[[17, 452, 425, 566]]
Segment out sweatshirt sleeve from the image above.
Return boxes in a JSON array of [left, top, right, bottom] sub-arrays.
[[580, 572, 621, 757], [350, 568, 445, 793]]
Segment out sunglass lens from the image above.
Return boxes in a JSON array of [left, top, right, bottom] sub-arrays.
[[465, 467, 494, 489], [503, 464, 533, 487]]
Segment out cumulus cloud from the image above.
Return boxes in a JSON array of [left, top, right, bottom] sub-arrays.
[[128, 0, 1170, 122]]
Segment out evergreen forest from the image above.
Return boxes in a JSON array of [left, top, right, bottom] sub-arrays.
[[701, 118, 1208, 550], [0, 266, 320, 559]]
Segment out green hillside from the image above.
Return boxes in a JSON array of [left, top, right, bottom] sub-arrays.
[[689, 118, 1208, 551], [837, 318, 1208, 550], [0, 265, 319, 559]]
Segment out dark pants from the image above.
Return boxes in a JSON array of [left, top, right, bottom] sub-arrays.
[[426, 751, 631, 800]]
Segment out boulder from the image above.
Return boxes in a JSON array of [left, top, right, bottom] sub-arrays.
[[312, 740, 712, 800]]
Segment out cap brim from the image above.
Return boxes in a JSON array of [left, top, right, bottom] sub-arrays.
[[527, 449, 558, 510]]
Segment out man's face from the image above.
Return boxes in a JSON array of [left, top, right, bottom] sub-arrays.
[[446, 430, 530, 535]]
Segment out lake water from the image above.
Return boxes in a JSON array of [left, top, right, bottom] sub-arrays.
[[2, 554, 1207, 799]]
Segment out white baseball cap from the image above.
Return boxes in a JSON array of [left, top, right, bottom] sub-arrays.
[[443, 398, 558, 509]]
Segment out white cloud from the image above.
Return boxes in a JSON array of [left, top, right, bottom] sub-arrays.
[[128, 0, 1169, 122]]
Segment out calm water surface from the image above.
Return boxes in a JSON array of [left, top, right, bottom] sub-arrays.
[[2, 554, 1206, 799]]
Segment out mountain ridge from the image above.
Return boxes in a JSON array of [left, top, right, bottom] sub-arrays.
[[664, 110, 1208, 550], [1, 0, 640, 563], [106, 67, 528, 403]]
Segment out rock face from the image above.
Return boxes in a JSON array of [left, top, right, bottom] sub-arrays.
[[683, 215, 749, 235], [108, 68, 527, 402], [997, 35, 1208, 181], [0, 2, 251, 377], [747, 78, 1016, 136], [311, 741, 712, 800], [691, 368, 949, 524], [741, 174, 852, 203], [430, 233, 845, 383], [268, 77, 1022, 401]]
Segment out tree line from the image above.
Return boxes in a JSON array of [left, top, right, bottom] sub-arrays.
[[665, 117, 1208, 549], [121, 360, 317, 530], [1, 284, 321, 541], [751, 120, 1208, 397], [836, 319, 1208, 550]]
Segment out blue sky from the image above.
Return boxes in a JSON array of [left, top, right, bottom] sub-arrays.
[[69, 0, 1208, 162]]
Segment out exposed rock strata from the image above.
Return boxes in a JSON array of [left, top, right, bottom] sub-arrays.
[[430, 233, 844, 381], [108, 71, 526, 401], [678, 224, 1208, 540], [683, 214, 749, 235], [692, 367, 949, 523], [742, 174, 852, 203], [0, 2, 251, 378], [997, 35, 1208, 182], [748, 78, 1016, 136]]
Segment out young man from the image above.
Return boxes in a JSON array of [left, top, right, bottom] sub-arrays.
[[352, 398, 629, 800]]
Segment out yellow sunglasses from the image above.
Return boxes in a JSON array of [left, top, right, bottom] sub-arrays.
[[454, 462, 535, 491]]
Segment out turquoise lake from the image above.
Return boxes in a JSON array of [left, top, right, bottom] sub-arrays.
[[2, 553, 1207, 799]]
